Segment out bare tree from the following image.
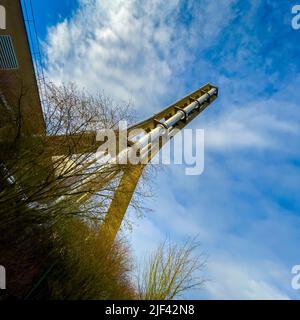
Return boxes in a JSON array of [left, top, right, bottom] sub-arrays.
[[0, 82, 150, 299], [137, 238, 207, 300], [0, 82, 151, 227]]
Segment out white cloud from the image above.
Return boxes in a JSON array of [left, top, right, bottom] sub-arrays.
[[203, 99, 300, 151], [205, 258, 290, 300], [44, 0, 238, 113]]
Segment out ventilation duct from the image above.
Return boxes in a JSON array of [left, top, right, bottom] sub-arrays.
[[0, 35, 19, 70]]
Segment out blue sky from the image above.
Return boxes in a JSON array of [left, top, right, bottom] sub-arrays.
[[26, 0, 300, 299]]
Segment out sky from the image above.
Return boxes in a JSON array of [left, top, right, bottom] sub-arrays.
[[26, 0, 300, 299]]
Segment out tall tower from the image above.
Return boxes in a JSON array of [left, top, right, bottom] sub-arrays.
[[97, 84, 218, 244], [0, 1, 219, 246]]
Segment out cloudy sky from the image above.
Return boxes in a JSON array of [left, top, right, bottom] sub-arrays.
[[28, 0, 300, 299]]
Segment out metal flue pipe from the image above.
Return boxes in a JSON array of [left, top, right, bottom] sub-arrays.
[[57, 87, 217, 201], [119, 87, 218, 162]]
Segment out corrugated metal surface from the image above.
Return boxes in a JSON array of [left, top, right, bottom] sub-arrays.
[[0, 35, 18, 70]]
